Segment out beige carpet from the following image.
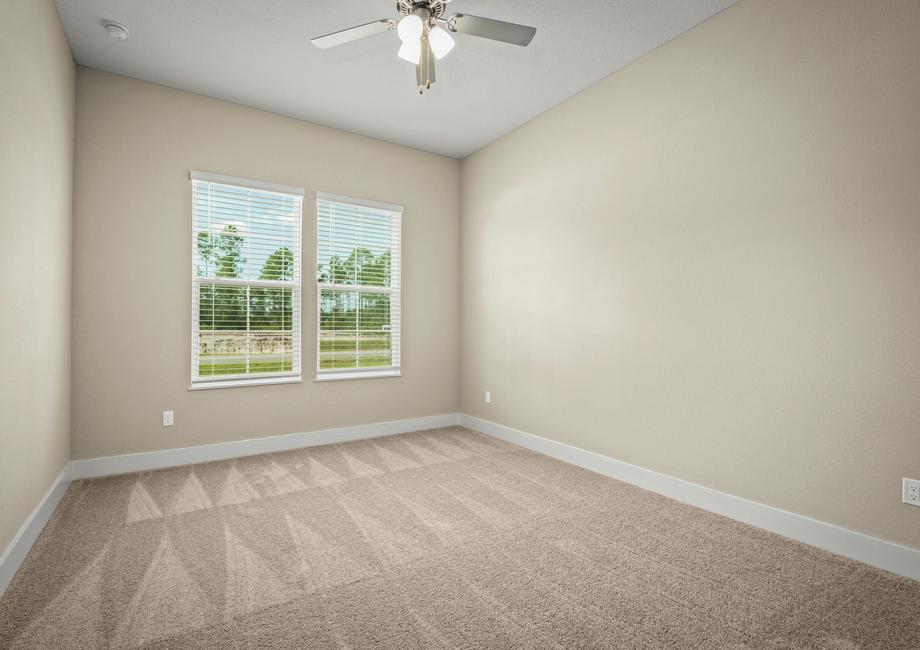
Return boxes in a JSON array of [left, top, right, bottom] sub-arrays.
[[0, 427, 917, 649]]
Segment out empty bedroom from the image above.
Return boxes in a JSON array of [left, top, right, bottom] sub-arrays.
[[1, 0, 918, 647]]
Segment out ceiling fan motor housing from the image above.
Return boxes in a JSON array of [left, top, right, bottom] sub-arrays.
[[397, 1, 447, 19]]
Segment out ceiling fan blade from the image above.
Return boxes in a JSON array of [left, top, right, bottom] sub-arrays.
[[311, 19, 395, 50], [445, 14, 536, 47]]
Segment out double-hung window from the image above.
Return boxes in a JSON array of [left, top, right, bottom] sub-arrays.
[[190, 171, 303, 388], [316, 193, 402, 381]]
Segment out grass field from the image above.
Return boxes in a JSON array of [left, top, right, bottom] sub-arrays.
[[199, 355, 391, 374], [318, 334, 391, 370], [318, 354, 391, 370], [197, 334, 392, 374], [198, 358, 294, 376]]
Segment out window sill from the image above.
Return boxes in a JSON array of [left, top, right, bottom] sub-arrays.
[[189, 376, 303, 391], [315, 369, 402, 382]]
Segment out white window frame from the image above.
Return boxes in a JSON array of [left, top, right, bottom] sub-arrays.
[[189, 171, 304, 390], [315, 192, 402, 382]]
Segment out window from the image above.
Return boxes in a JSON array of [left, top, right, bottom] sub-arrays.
[[190, 171, 303, 389], [316, 193, 402, 381]]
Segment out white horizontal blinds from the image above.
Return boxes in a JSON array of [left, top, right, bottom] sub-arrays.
[[191, 173, 303, 384], [316, 195, 402, 376]]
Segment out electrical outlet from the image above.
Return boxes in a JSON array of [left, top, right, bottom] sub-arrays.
[[484, 391, 492, 404], [162, 410, 174, 427], [904, 478, 920, 507]]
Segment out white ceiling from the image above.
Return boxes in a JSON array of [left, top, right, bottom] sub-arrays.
[[55, 0, 735, 158]]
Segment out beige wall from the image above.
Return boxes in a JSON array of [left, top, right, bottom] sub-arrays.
[[0, 1, 74, 552], [72, 68, 460, 459], [460, 0, 920, 549]]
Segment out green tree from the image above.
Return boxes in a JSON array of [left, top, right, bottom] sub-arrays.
[[259, 247, 294, 281], [318, 253, 354, 284], [317, 248, 391, 287], [250, 247, 294, 330], [197, 225, 247, 331], [197, 224, 245, 278]]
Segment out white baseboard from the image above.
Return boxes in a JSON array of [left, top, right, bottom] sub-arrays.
[[0, 465, 71, 596], [70, 413, 462, 480], [461, 414, 920, 582]]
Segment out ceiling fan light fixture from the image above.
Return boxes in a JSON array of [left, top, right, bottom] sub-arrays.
[[396, 14, 423, 43], [428, 25, 455, 59], [310, 3, 537, 93], [397, 40, 421, 64]]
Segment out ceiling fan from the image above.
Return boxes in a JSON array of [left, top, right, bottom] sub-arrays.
[[311, 1, 537, 94]]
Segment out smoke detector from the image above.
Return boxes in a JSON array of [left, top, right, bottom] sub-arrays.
[[104, 21, 129, 41]]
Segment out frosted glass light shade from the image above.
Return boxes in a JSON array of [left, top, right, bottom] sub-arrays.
[[397, 15, 423, 43], [397, 40, 422, 64], [429, 25, 455, 59]]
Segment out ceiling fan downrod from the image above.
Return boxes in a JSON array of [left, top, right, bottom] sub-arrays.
[[412, 7, 435, 93]]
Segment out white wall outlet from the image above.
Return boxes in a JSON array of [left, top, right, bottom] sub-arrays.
[[162, 410, 174, 427], [904, 478, 920, 507], [484, 391, 492, 404]]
